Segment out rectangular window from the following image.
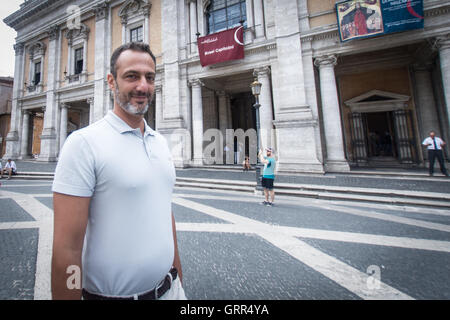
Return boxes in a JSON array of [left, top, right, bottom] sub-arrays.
[[74, 47, 83, 75], [208, 0, 246, 34], [130, 26, 143, 42], [34, 61, 41, 85]]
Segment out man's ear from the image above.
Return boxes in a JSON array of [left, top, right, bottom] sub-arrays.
[[107, 73, 116, 92]]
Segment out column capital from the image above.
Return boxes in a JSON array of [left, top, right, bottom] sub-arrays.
[[13, 42, 24, 56], [94, 1, 109, 22], [86, 97, 94, 105], [60, 103, 70, 109], [186, 0, 198, 4], [188, 78, 204, 88], [314, 55, 337, 68], [434, 34, 450, 51], [253, 66, 271, 78], [47, 25, 60, 41]]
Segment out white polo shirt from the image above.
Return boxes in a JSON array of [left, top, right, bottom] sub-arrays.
[[422, 137, 445, 150], [52, 111, 176, 297]]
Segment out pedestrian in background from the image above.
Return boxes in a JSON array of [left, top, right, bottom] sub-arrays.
[[258, 147, 276, 206], [422, 130, 449, 177]]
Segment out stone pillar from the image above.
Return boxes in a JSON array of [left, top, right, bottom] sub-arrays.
[[59, 104, 69, 151], [217, 90, 228, 138], [93, 2, 109, 122], [5, 42, 25, 159], [254, 67, 274, 148], [20, 111, 30, 159], [271, 0, 322, 173], [190, 79, 204, 165], [314, 55, 349, 172], [87, 97, 95, 124], [188, 0, 198, 54], [413, 63, 440, 159], [39, 25, 60, 162], [155, 84, 162, 130], [436, 35, 450, 133], [253, 0, 265, 39], [245, 0, 254, 43]]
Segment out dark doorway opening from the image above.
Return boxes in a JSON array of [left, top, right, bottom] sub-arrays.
[[364, 112, 397, 159]]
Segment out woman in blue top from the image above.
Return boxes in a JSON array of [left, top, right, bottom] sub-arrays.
[[258, 147, 276, 206]]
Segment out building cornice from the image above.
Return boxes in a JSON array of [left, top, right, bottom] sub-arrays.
[[3, 0, 72, 30]]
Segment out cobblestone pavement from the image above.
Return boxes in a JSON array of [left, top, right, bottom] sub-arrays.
[[0, 180, 449, 300]]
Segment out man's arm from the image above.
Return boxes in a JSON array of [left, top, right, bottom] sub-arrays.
[[258, 150, 269, 165], [52, 192, 90, 300], [171, 212, 183, 284]]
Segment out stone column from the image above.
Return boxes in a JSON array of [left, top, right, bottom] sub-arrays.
[[87, 97, 95, 124], [245, 0, 254, 43], [59, 104, 69, 151], [20, 111, 30, 159], [253, 0, 265, 39], [190, 79, 204, 165], [154, 84, 162, 130], [39, 25, 60, 161], [271, 0, 322, 173], [217, 90, 228, 138], [93, 2, 109, 122], [188, 0, 198, 54], [436, 35, 450, 133], [254, 67, 274, 148], [5, 42, 25, 159], [315, 55, 349, 172], [413, 63, 440, 159]]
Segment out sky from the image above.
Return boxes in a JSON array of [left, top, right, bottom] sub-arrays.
[[0, 0, 24, 77]]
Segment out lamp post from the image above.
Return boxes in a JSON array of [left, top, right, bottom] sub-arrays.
[[250, 78, 263, 191]]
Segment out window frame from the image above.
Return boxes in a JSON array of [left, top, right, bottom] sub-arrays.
[[207, 0, 247, 34]]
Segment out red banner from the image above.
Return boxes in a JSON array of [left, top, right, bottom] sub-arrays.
[[197, 26, 244, 67]]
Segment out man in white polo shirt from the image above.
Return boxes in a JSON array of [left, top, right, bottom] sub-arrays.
[[52, 42, 186, 300], [422, 130, 449, 177]]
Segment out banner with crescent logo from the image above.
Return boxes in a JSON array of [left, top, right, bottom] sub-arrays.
[[336, 0, 424, 42], [197, 26, 244, 67]]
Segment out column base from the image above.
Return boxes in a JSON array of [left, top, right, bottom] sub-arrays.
[[325, 160, 350, 172]]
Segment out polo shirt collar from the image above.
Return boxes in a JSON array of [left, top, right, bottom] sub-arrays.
[[105, 110, 155, 137]]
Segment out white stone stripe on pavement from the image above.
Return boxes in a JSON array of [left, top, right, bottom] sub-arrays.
[[172, 197, 414, 300], [315, 203, 450, 233], [5, 191, 53, 300], [175, 222, 450, 253]]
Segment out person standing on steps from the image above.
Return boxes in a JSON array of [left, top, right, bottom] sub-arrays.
[[422, 130, 449, 177], [259, 147, 276, 206]]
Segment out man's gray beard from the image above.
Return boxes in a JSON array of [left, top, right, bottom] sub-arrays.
[[114, 87, 150, 116]]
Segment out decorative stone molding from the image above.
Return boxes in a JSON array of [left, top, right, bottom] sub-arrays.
[[47, 25, 60, 41], [314, 54, 337, 68], [188, 78, 204, 87], [65, 23, 90, 45], [119, 0, 152, 24], [253, 66, 271, 78], [13, 42, 24, 56], [27, 41, 46, 59], [94, 1, 110, 21], [434, 34, 450, 51]]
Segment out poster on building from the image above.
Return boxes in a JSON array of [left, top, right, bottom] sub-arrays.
[[197, 26, 244, 67], [336, 0, 424, 42]]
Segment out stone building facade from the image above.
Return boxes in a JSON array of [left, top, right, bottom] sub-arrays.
[[3, 0, 450, 173]]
